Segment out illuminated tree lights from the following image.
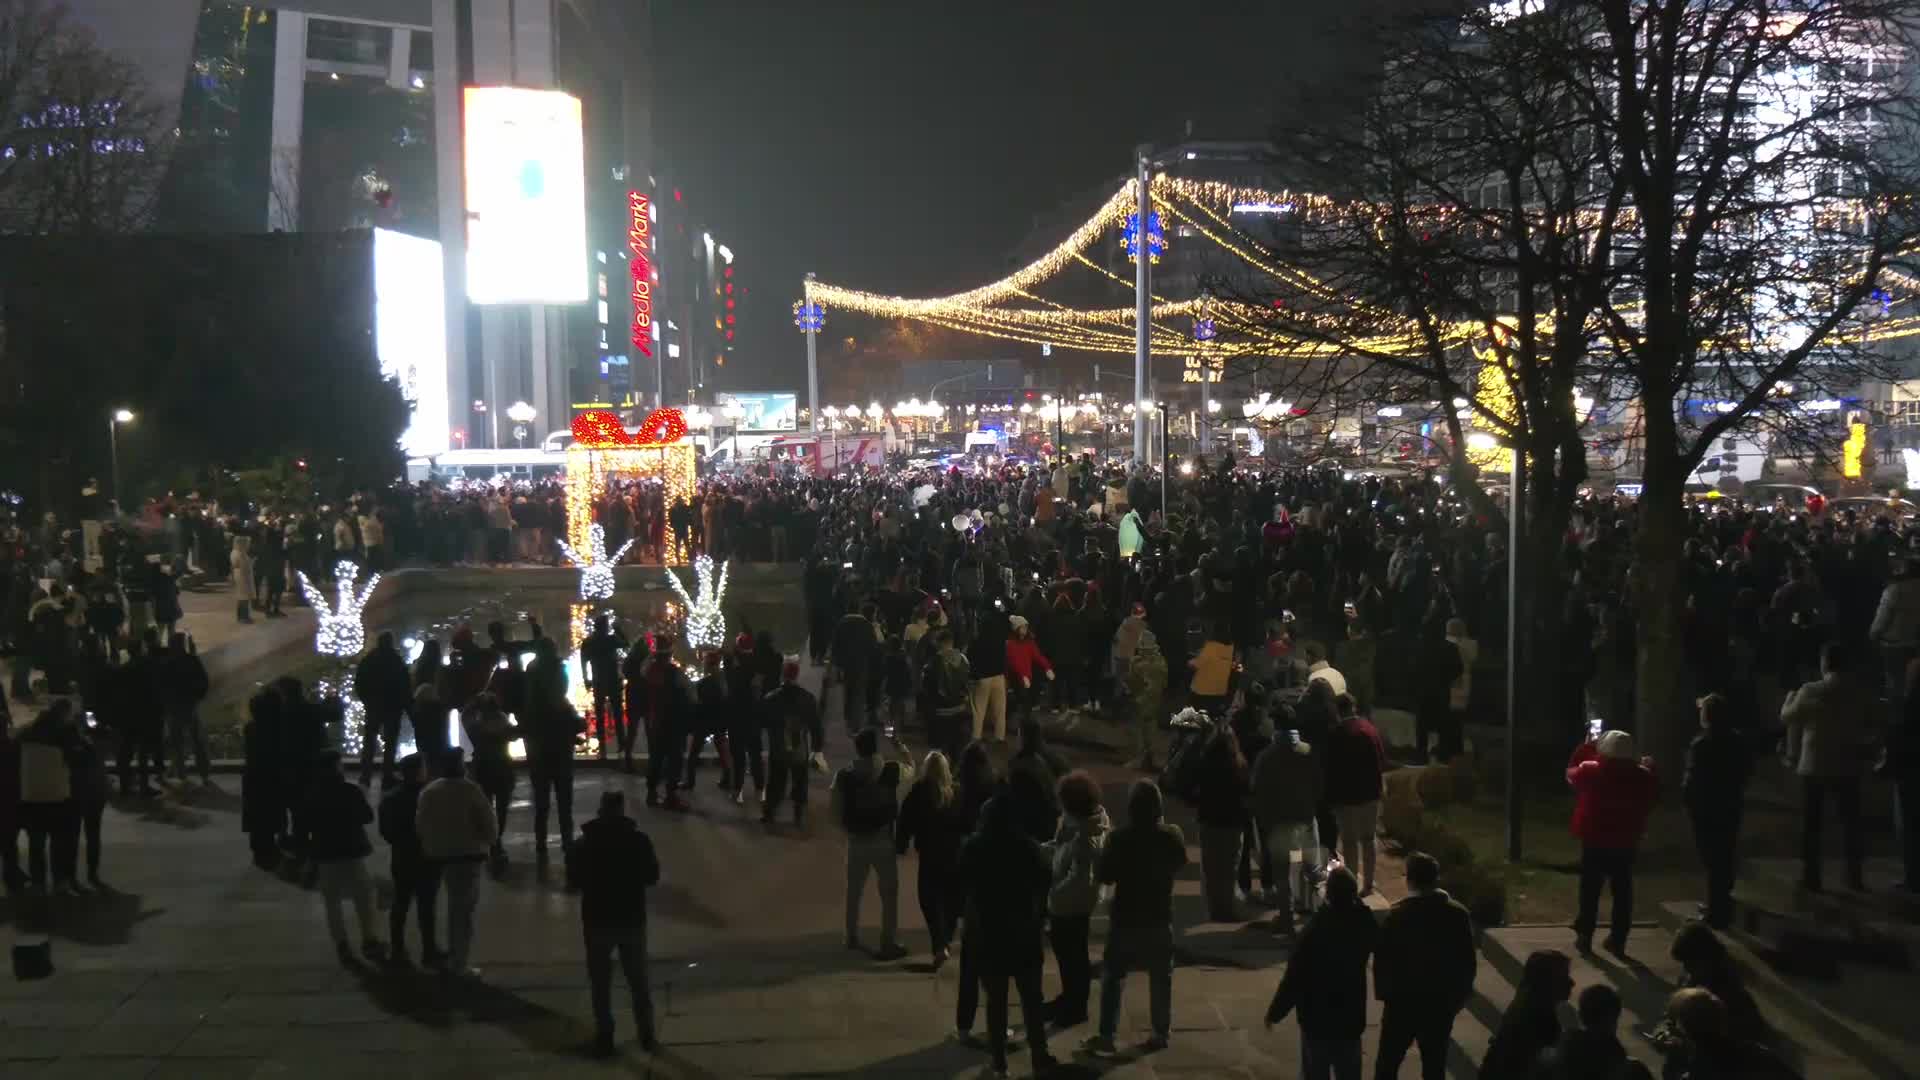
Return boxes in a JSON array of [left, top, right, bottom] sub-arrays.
[[558, 522, 636, 600], [666, 555, 729, 651], [298, 561, 381, 658]]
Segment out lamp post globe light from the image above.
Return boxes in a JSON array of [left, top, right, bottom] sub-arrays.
[[108, 408, 134, 510], [506, 401, 536, 447]]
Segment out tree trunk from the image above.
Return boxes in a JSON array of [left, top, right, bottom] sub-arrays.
[[1634, 470, 1692, 777]]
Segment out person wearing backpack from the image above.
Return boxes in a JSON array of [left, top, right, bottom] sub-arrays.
[[923, 629, 972, 765], [1044, 769, 1109, 1028], [831, 726, 913, 960]]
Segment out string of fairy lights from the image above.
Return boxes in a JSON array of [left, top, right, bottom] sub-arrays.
[[802, 174, 1918, 358]]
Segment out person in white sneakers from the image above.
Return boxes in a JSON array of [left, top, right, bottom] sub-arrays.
[[415, 748, 497, 977]]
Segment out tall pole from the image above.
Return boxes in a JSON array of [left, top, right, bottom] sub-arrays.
[[1199, 370, 1211, 458], [1506, 446, 1525, 862], [1133, 146, 1152, 464], [805, 272, 821, 433], [107, 418, 120, 510], [1157, 403, 1169, 516]]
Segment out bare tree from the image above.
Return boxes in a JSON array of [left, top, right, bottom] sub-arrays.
[[1201, 0, 1920, 764], [0, 2, 168, 234]]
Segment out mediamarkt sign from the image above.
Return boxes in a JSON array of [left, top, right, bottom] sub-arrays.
[[628, 191, 654, 359]]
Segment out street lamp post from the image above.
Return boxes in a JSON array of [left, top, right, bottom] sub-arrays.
[[108, 408, 133, 510], [794, 278, 826, 433], [1133, 146, 1153, 463], [506, 401, 536, 448], [1155, 402, 1168, 517]]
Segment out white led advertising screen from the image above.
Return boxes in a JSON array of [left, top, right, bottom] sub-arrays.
[[720, 392, 799, 432], [463, 87, 588, 304], [375, 228, 451, 457]]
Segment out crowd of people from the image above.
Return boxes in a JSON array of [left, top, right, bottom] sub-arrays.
[[10, 444, 1920, 1075]]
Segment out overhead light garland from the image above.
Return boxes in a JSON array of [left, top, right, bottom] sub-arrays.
[[298, 561, 380, 657], [558, 522, 635, 600], [666, 555, 729, 651]]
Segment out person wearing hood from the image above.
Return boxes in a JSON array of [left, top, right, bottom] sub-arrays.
[[1567, 729, 1659, 956], [1264, 866, 1378, 1080], [1124, 630, 1168, 771], [1044, 769, 1109, 1028], [568, 789, 661, 1057], [354, 631, 412, 789], [830, 725, 913, 960], [957, 794, 1056, 1076], [1083, 779, 1187, 1057], [1373, 852, 1476, 1080]]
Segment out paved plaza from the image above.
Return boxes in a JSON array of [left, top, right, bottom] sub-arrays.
[[0, 642, 1895, 1079]]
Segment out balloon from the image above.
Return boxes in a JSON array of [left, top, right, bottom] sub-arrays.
[[951, 514, 971, 531]]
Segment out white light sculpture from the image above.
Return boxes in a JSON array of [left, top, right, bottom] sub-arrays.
[[298, 561, 381, 657], [558, 522, 635, 600], [666, 555, 729, 651]]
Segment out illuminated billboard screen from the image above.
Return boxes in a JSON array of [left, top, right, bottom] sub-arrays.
[[719, 392, 799, 432], [462, 87, 587, 304], [375, 228, 450, 457]]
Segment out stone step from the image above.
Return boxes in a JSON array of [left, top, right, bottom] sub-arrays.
[[1655, 901, 1918, 1080]]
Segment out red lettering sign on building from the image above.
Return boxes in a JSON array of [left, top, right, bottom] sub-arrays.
[[628, 191, 654, 359]]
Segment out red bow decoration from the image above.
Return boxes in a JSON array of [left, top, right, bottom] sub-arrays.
[[570, 408, 688, 448]]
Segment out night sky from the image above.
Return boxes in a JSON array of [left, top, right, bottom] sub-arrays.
[[650, 1, 1411, 394]]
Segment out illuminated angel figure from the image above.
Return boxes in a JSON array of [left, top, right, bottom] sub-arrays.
[[558, 522, 635, 600], [666, 555, 729, 651], [297, 560, 382, 658]]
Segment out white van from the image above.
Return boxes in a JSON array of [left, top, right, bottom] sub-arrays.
[[1686, 435, 1770, 491]]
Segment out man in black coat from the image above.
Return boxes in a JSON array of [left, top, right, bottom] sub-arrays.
[[1372, 851, 1476, 1080], [828, 602, 880, 735], [355, 632, 413, 789], [957, 795, 1056, 1076], [1266, 865, 1378, 1079], [378, 753, 441, 968], [568, 790, 661, 1057], [761, 659, 823, 826], [580, 616, 629, 760], [1683, 693, 1754, 929]]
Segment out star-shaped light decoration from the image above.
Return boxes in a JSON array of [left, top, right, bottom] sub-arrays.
[[666, 555, 729, 651], [558, 522, 636, 600], [298, 560, 381, 658]]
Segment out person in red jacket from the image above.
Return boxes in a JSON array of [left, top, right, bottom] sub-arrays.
[[1568, 730, 1659, 957], [1004, 616, 1054, 725]]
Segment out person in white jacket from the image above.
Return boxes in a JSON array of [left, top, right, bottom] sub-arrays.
[[416, 749, 499, 977], [1869, 559, 1920, 694]]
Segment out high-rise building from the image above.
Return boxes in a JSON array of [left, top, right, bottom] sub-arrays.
[[61, 0, 655, 451]]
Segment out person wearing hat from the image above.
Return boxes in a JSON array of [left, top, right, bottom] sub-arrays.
[[415, 748, 497, 978], [1566, 729, 1659, 957], [1004, 615, 1054, 727]]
